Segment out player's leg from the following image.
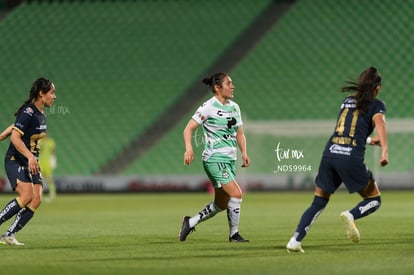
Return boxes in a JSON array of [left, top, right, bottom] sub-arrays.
[[0, 181, 35, 246], [1, 172, 43, 245], [6, 183, 43, 237], [287, 157, 338, 252], [179, 162, 225, 241], [220, 179, 248, 242], [179, 194, 224, 241], [353, 176, 381, 219], [43, 169, 56, 201], [189, 189, 224, 228], [0, 162, 32, 226], [286, 186, 330, 252], [48, 176, 57, 200], [0, 197, 24, 226], [179, 179, 245, 242], [340, 170, 380, 243], [0, 181, 33, 225]]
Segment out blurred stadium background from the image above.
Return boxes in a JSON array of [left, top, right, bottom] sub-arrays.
[[0, 0, 413, 192]]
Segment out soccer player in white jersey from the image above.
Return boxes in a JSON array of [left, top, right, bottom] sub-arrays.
[[179, 72, 250, 242]]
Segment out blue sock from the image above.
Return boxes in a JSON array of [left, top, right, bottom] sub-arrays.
[[350, 196, 381, 220], [7, 207, 35, 235], [294, 196, 329, 242], [0, 199, 23, 225]]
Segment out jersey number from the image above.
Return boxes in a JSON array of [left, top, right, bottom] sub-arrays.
[[335, 108, 359, 137]]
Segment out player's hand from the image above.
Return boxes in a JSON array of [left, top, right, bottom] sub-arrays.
[[369, 136, 381, 146], [28, 155, 39, 174], [184, 150, 194, 166], [380, 152, 388, 167], [380, 159, 388, 166], [241, 154, 250, 167]]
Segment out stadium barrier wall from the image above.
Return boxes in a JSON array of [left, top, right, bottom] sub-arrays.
[[1, 174, 413, 193]]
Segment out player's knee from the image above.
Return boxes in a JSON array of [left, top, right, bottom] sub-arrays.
[[30, 197, 42, 209], [18, 193, 33, 206]]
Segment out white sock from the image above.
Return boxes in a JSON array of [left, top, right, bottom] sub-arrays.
[[227, 197, 242, 237], [189, 201, 221, 228]]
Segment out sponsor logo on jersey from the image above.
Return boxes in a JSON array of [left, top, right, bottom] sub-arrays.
[[329, 144, 353, 156], [24, 107, 34, 116]]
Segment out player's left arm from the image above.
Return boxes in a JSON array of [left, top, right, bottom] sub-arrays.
[[236, 126, 250, 167], [372, 113, 388, 166], [0, 124, 14, 141]]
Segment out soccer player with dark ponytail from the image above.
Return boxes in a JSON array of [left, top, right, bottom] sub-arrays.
[[179, 72, 250, 243], [0, 77, 56, 245], [286, 66, 388, 252]]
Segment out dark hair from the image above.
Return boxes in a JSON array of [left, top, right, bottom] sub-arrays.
[[202, 72, 229, 93], [341, 66, 382, 114], [15, 77, 53, 116]]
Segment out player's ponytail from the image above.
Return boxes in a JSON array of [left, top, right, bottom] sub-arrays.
[[15, 77, 52, 116], [341, 66, 382, 114], [202, 72, 228, 93]]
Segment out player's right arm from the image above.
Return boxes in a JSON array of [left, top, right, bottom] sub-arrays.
[[10, 128, 39, 174], [183, 119, 199, 166]]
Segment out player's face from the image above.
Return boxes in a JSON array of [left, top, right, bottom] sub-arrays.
[[218, 76, 235, 100], [42, 83, 57, 107]]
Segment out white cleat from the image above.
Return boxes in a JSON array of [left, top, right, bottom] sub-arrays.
[[0, 234, 24, 246], [340, 211, 360, 243], [286, 237, 304, 253]]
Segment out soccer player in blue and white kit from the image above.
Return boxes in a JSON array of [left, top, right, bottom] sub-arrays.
[[179, 73, 251, 242], [287, 66, 389, 252], [0, 78, 56, 245]]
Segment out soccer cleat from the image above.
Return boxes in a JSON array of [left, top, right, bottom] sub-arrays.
[[229, 232, 249, 242], [286, 237, 304, 253], [179, 216, 195, 241], [0, 234, 24, 246], [340, 211, 360, 243]]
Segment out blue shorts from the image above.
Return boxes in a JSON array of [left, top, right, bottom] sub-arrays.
[[203, 161, 236, 189], [5, 158, 43, 191], [315, 156, 374, 194]]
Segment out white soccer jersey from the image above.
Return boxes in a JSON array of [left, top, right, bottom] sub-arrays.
[[192, 96, 243, 162]]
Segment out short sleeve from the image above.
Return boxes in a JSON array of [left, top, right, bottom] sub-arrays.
[[371, 99, 386, 116], [14, 106, 35, 136], [191, 103, 209, 125]]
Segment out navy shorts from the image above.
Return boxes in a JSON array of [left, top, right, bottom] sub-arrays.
[[315, 156, 374, 194], [5, 158, 43, 191]]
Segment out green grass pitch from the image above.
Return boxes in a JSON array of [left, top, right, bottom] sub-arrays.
[[0, 191, 413, 274]]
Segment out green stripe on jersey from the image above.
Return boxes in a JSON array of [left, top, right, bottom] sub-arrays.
[[192, 96, 243, 162]]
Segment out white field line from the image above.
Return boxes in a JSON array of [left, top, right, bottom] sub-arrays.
[[244, 118, 414, 137]]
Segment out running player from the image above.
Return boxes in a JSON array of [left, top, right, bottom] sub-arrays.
[[0, 77, 56, 245], [179, 72, 250, 242], [286, 66, 388, 252], [39, 135, 57, 201]]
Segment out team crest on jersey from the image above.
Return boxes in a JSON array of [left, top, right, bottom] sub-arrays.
[[196, 112, 205, 121], [24, 107, 34, 116], [222, 169, 230, 179]]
